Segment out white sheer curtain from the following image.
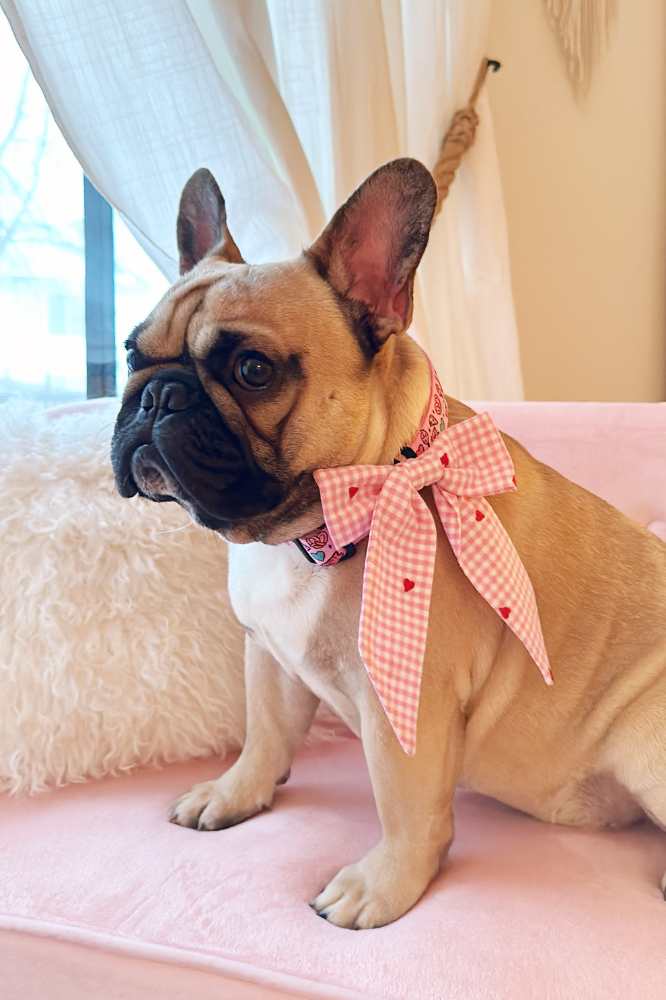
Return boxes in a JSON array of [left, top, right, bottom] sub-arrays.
[[1, 0, 524, 399]]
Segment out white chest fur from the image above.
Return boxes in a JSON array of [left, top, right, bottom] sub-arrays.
[[227, 541, 364, 733], [227, 541, 331, 676]]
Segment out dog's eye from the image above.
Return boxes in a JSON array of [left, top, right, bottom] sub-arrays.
[[126, 348, 138, 373], [234, 353, 274, 390]]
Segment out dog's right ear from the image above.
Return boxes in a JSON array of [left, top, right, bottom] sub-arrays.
[[307, 158, 437, 351], [177, 168, 244, 274]]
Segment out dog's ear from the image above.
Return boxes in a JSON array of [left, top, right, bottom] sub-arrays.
[[307, 158, 437, 349], [177, 168, 244, 274]]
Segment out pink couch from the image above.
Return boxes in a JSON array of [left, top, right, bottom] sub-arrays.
[[3, 401, 666, 999]]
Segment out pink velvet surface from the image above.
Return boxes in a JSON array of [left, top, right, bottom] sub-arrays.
[[0, 929, 316, 1000], [470, 401, 666, 532], [2, 739, 666, 1000], [4, 400, 666, 998]]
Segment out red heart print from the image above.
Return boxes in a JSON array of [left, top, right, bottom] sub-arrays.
[[512, 476, 516, 486], [348, 486, 358, 498], [403, 579, 415, 592], [499, 607, 511, 619], [440, 453, 449, 467], [475, 510, 485, 521]]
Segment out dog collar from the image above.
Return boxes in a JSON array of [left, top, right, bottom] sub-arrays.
[[292, 355, 552, 755]]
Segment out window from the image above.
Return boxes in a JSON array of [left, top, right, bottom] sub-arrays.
[[0, 14, 168, 407]]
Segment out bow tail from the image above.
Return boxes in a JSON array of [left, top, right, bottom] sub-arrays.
[[358, 483, 439, 755], [435, 490, 552, 684]]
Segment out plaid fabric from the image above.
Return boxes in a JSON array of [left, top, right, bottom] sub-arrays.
[[314, 376, 552, 756]]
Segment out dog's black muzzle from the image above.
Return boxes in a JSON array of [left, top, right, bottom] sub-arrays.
[[111, 367, 284, 529]]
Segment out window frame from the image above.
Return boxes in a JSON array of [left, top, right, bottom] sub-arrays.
[[83, 177, 116, 398]]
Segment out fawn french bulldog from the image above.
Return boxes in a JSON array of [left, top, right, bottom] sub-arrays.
[[112, 159, 666, 928]]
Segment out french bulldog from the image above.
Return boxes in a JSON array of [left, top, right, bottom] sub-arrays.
[[112, 159, 666, 929]]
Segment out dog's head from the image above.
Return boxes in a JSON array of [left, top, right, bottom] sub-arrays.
[[111, 159, 437, 543]]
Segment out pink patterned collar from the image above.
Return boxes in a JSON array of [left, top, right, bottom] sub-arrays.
[[289, 356, 552, 755]]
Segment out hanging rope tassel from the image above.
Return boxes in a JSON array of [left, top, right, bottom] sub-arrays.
[[432, 57, 500, 218]]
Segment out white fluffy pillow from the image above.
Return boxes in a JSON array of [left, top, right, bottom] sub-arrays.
[[0, 401, 247, 793]]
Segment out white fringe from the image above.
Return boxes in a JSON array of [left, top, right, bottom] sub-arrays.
[[545, 0, 616, 96]]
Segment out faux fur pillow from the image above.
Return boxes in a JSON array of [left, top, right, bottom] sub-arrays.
[[0, 401, 247, 793]]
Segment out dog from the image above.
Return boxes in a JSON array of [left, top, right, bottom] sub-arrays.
[[112, 158, 666, 929]]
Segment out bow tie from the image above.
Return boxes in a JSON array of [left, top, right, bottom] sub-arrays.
[[313, 405, 552, 756]]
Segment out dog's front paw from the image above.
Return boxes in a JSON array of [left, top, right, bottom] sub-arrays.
[[310, 845, 436, 929], [169, 778, 270, 831]]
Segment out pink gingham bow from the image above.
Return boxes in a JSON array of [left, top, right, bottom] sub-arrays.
[[314, 414, 552, 755]]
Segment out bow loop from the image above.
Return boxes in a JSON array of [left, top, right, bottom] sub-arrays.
[[436, 414, 517, 499], [315, 464, 387, 550]]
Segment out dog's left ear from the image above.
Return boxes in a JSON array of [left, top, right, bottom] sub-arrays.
[[177, 168, 244, 274], [307, 158, 437, 349]]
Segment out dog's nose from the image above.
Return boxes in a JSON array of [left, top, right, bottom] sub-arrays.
[[140, 373, 199, 413]]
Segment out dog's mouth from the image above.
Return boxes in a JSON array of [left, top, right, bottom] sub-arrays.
[[111, 367, 319, 539], [130, 445, 176, 501]]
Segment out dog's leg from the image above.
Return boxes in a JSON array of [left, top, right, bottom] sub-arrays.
[[311, 671, 464, 928], [169, 636, 319, 830], [626, 787, 666, 898]]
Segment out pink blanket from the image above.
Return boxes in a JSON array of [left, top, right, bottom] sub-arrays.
[[2, 740, 666, 999]]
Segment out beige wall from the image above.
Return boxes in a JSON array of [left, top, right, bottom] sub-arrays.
[[487, 0, 666, 401]]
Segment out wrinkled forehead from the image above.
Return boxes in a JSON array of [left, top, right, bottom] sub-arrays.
[[130, 257, 337, 363]]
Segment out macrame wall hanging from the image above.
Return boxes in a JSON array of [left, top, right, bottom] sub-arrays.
[[544, 0, 617, 97]]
